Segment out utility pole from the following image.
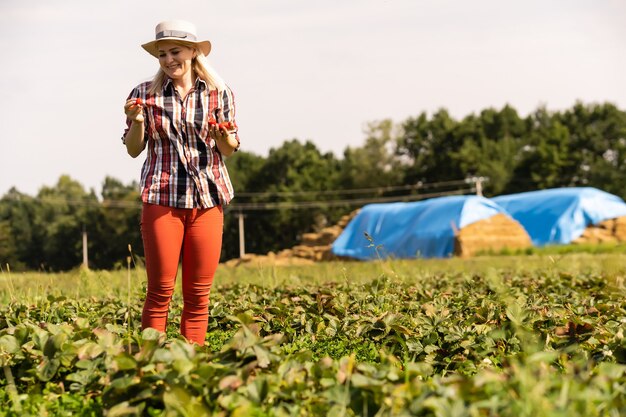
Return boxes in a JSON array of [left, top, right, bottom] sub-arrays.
[[237, 211, 245, 258], [467, 176, 487, 196], [475, 177, 483, 196], [82, 225, 89, 269]]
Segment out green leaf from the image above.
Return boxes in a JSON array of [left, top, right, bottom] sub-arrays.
[[105, 401, 144, 417], [109, 375, 139, 391], [350, 373, 383, 389], [163, 386, 211, 417], [73, 317, 90, 330], [247, 377, 269, 404], [66, 369, 97, 387], [43, 332, 67, 357], [31, 327, 49, 351], [252, 345, 271, 368], [506, 302, 528, 327], [0, 335, 20, 355], [36, 357, 60, 381], [141, 327, 164, 342], [112, 352, 137, 371], [527, 351, 559, 364], [76, 341, 104, 360]]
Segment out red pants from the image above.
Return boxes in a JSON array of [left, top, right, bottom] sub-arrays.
[[140, 203, 223, 344]]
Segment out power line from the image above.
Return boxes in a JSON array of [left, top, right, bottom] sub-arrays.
[[236, 179, 470, 197], [227, 188, 476, 211], [1, 195, 141, 209], [1, 178, 484, 211]]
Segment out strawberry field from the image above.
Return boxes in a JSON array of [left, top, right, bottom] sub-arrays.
[[1, 254, 626, 416]]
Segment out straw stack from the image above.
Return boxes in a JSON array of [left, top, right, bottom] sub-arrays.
[[224, 210, 360, 266], [572, 216, 626, 244], [454, 213, 532, 258]]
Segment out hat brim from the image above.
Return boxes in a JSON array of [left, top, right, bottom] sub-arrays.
[[141, 38, 211, 58]]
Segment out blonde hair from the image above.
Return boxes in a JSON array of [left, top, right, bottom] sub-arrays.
[[148, 42, 226, 95]]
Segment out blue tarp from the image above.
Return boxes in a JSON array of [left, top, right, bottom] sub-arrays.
[[331, 195, 510, 260], [493, 187, 626, 246]]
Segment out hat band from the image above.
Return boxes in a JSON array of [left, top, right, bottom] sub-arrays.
[[155, 30, 197, 41]]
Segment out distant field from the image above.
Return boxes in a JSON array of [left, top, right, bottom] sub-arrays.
[[3, 251, 626, 302], [1, 254, 625, 415]]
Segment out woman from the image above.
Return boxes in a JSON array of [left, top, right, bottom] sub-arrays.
[[122, 20, 240, 345]]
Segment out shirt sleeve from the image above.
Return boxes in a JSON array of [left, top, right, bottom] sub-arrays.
[[121, 87, 149, 147], [221, 86, 241, 151]]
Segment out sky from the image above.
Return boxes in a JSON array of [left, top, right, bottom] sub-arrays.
[[0, 0, 625, 197]]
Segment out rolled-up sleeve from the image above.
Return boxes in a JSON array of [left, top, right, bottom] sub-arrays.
[[221, 86, 240, 151], [121, 87, 149, 147]]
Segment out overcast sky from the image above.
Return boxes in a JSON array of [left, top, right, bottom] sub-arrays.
[[1, 0, 624, 197]]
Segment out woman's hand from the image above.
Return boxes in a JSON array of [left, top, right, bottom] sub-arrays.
[[209, 121, 238, 157], [209, 123, 234, 142], [124, 98, 144, 123], [123, 98, 147, 158]]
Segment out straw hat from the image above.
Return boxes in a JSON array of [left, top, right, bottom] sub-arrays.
[[141, 20, 211, 58]]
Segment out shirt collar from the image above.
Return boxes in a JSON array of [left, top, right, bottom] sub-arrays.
[[195, 77, 207, 92], [163, 76, 207, 93]]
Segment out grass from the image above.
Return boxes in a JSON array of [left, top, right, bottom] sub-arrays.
[[477, 241, 626, 256], [3, 252, 626, 305]]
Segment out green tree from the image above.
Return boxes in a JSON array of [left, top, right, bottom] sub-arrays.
[[222, 151, 266, 260], [451, 106, 528, 195], [560, 102, 626, 200], [237, 139, 342, 256], [339, 119, 405, 190], [513, 107, 573, 190], [0, 188, 43, 270], [0, 220, 17, 269], [5, 101, 626, 269], [36, 175, 98, 271], [225, 150, 266, 193], [396, 109, 463, 184], [87, 177, 143, 269]]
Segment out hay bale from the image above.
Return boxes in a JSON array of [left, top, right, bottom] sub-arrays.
[[337, 210, 360, 228], [224, 252, 314, 267], [573, 227, 617, 244], [598, 218, 616, 231], [223, 208, 359, 266], [454, 213, 532, 258], [301, 232, 322, 246], [280, 211, 359, 262], [573, 216, 626, 244], [613, 217, 626, 240], [318, 225, 344, 243]]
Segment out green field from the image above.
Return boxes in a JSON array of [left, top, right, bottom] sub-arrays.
[[1, 254, 626, 416]]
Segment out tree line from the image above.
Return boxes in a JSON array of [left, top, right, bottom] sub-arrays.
[[1, 101, 625, 271]]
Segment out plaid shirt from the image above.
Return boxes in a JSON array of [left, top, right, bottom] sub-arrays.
[[122, 78, 239, 209]]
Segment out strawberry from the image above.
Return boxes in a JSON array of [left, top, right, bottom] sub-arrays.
[[209, 119, 234, 131], [131, 97, 148, 108]]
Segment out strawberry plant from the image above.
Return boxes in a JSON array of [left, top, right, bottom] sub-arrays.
[[1, 257, 625, 415]]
